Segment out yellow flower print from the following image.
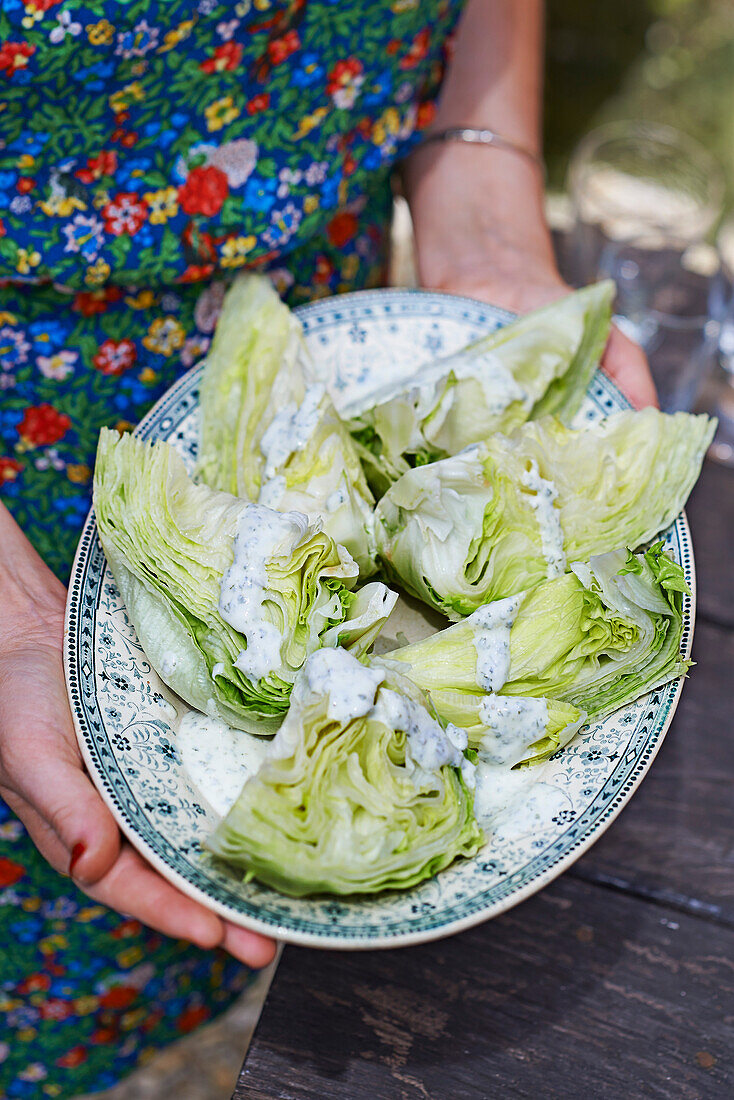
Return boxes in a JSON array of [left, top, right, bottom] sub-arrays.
[[108, 82, 145, 114], [16, 1028, 37, 1043], [113, 419, 135, 434], [17, 153, 34, 171], [303, 194, 320, 215], [139, 366, 158, 383], [221, 234, 256, 268], [87, 19, 115, 45], [85, 258, 111, 287], [15, 248, 41, 275], [254, 0, 271, 10], [143, 316, 186, 357], [391, 0, 418, 11], [343, 254, 360, 282], [92, 189, 110, 210], [37, 193, 86, 218], [71, 995, 99, 1016], [142, 187, 179, 225], [117, 945, 145, 969], [21, 8, 44, 30], [159, 20, 195, 52], [205, 96, 240, 133], [67, 464, 91, 484], [0, 311, 17, 325], [294, 107, 329, 140], [125, 289, 157, 310]]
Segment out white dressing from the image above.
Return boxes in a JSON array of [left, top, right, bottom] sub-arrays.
[[294, 647, 385, 724], [218, 503, 309, 681], [260, 383, 325, 478], [468, 594, 524, 691], [372, 688, 474, 789], [178, 709, 271, 817], [478, 693, 550, 766], [520, 459, 566, 578]]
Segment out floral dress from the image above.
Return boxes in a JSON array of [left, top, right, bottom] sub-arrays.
[[0, 1, 463, 1094]]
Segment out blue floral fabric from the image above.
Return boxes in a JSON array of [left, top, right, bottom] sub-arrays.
[[0, 0, 463, 1094]]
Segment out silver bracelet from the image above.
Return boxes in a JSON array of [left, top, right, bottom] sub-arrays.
[[418, 127, 545, 174]]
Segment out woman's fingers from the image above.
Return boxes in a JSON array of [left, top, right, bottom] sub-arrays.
[[83, 843, 277, 967], [0, 647, 122, 882], [602, 325, 659, 410]]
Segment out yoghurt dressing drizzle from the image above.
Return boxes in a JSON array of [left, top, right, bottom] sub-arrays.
[[520, 458, 566, 578], [218, 502, 309, 682], [468, 593, 524, 692]]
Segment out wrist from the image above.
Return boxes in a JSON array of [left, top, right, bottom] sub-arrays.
[[402, 140, 558, 300], [0, 503, 66, 648]]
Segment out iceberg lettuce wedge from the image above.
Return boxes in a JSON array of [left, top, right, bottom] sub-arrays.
[[349, 281, 614, 493], [386, 544, 689, 762], [197, 274, 377, 574], [207, 648, 482, 896], [94, 429, 395, 732], [375, 408, 714, 617]]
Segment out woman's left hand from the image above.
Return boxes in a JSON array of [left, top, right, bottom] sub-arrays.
[[402, 141, 658, 410]]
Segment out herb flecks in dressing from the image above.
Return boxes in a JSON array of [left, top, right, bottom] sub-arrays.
[[468, 594, 524, 692], [520, 458, 566, 578], [478, 694, 550, 766], [295, 647, 386, 724], [218, 503, 309, 682]]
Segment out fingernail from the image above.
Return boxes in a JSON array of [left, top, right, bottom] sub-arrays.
[[69, 842, 86, 878]]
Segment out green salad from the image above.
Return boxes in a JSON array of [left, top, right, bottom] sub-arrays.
[[93, 274, 713, 898]]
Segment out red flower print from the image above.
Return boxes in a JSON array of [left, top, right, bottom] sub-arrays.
[[178, 263, 216, 283], [177, 1005, 210, 1033], [76, 150, 118, 184], [0, 457, 23, 486], [0, 218, 5, 238], [200, 41, 243, 73], [40, 997, 75, 1021], [16, 177, 35, 194], [327, 58, 362, 95], [0, 42, 35, 78], [17, 404, 71, 447], [0, 856, 25, 886], [17, 972, 51, 995], [313, 255, 334, 285], [56, 1046, 88, 1069], [327, 212, 358, 248], [247, 92, 270, 115], [102, 192, 148, 236], [181, 222, 217, 263], [110, 918, 143, 939], [178, 165, 229, 217], [91, 1028, 118, 1044], [99, 985, 138, 1010], [268, 30, 300, 66], [343, 153, 357, 177], [386, 39, 401, 56], [399, 28, 430, 70], [93, 339, 137, 376], [416, 102, 436, 130], [73, 286, 123, 316]]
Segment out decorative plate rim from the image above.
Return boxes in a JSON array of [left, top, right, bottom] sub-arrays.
[[64, 287, 696, 950]]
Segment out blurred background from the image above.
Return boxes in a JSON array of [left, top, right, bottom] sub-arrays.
[[544, 0, 733, 212], [80, 4, 734, 1097]]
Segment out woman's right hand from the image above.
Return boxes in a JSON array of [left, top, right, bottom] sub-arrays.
[[0, 502, 276, 969]]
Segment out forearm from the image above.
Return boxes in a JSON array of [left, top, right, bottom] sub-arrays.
[[403, 0, 557, 301]]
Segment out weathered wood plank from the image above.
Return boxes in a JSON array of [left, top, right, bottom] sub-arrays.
[[234, 875, 733, 1099], [685, 458, 734, 627], [573, 619, 734, 918]]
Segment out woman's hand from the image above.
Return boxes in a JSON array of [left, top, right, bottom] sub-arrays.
[[402, 141, 657, 410], [0, 503, 276, 969]]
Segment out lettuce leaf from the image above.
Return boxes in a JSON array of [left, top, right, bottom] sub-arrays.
[[375, 408, 714, 617], [349, 281, 614, 494], [386, 543, 689, 761], [94, 428, 395, 731], [196, 274, 377, 574], [207, 648, 482, 896]]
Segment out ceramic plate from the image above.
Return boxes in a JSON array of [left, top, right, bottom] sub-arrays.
[[64, 289, 694, 949]]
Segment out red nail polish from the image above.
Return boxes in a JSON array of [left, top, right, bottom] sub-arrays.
[[69, 842, 85, 877]]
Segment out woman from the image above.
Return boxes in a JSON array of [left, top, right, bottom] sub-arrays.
[[0, 1, 653, 1094]]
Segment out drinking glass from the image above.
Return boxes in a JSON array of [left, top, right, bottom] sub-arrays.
[[567, 122, 726, 414]]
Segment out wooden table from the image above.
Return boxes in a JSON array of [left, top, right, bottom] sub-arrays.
[[233, 457, 733, 1100]]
